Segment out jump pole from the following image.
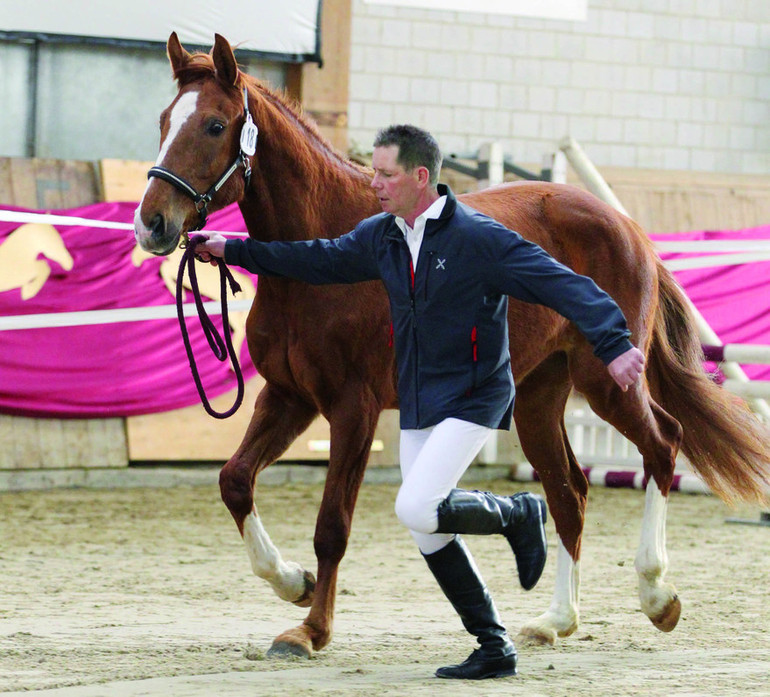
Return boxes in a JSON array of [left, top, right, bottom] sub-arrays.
[[512, 463, 710, 495]]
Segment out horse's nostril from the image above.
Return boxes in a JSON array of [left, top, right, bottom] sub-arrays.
[[150, 214, 165, 238]]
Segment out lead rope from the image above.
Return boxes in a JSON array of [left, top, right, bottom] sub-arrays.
[[176, 234, 244, 418]]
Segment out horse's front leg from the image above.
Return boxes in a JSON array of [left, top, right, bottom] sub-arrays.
[[220, 385, 319, 604], [268, 390, 380, 658], [511, 356, 585, 645], [518, 540, 580, 645]]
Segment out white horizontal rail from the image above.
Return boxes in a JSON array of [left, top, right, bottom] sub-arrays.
[[655, 240, 770, 253], [0, 209, 134, 230], [0, 208, 249, 236], [716, 344, 770, 364], [721, 379, 770, 399], [664, 251, 770, 271], [0, 300, 253, 331]]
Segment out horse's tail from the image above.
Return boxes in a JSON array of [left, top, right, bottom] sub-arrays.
[[647, 263, 770, 504]]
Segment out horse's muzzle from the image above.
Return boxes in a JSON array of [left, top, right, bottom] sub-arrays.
[[133, 207, 182, 256]]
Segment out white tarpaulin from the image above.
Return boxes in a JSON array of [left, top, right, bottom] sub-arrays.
[[0, 0, 322, 62]]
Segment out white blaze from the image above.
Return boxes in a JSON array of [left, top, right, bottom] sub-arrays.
[[134, 91, 199, 244], [155, 91, 200, 167]]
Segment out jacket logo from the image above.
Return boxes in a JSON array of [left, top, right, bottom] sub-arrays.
[[435, 258, 446, 270]]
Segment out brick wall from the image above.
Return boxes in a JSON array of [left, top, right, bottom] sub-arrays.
[[348, 0, 770, 175]]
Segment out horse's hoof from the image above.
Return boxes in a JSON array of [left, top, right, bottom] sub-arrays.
[[516, 625, 557, 646], [267, 640, 312, 659], [291, 570, 316, 608], [650, 594, 681, 632]]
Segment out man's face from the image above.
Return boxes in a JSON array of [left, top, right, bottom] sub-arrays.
[[371, 145, 422, 220]]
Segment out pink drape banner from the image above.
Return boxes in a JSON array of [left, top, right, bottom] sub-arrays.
[[0, 202, 256, 417], [650, 225, 770, 381], [1, 205, 769, 418]]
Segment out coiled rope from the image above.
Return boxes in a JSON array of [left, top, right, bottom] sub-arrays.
[[176, 234, 244, 418]]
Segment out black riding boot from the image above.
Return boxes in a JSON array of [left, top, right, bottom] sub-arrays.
[[423, 537, 517, 680], [436, 489, 547, 591]]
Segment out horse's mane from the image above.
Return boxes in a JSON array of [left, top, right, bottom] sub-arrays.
[[173, 52, 371, 181]]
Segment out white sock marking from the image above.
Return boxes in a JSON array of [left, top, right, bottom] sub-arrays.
[[242, 508, 309, 603]]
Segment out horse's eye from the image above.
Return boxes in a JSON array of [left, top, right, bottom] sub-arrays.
[[207, 122, 225, 136]]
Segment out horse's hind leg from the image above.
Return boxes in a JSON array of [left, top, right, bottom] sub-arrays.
[[512, 354, 586, 645], [571, 352, 683, 633], [219, 384, 319, 605], [636, 460, 681, 632]]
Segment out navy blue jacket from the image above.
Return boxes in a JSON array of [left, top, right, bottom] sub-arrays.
[[225, 185, 633, 430]]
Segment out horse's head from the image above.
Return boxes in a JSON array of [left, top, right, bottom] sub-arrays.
[[134, 33, 253, 255]]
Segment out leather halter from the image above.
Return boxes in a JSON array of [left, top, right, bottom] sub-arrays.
[[147, 87, 255, 238]]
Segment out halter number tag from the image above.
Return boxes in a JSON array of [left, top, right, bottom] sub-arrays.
[[240, 114, 258, 156]]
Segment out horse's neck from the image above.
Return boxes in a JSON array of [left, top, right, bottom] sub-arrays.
[[241, 84, 378, 242]]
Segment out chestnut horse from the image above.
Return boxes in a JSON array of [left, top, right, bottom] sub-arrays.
[[134, 33, 770, 657]]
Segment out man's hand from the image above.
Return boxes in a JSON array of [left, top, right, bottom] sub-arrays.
[[193, 232, 227, 266], [607, 346, 645, 392]]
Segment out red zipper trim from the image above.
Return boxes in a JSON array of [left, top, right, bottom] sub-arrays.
[[466, 326, 479, 397], [389, 322, 394, 347]]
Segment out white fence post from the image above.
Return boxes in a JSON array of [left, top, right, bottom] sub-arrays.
[[545, 150, 568, 184], [477, 142, 504, 189]]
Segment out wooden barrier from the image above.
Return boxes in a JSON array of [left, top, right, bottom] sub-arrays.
[[603, 168, 770, 234], [0, 156, 99, 209], [100, 159, 153, 202], [439, 152, 770, 234], [126, 375, 402, 466], [0, 416, 127, 470]]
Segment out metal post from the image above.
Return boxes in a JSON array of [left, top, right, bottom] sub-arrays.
[[25, 39, 40, 158]]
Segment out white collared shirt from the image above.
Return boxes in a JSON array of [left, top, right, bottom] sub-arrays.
[[395, 195, 447, 268]]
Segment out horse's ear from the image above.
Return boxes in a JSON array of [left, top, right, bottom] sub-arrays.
[[212, 34, 239, 87], [167, 32, 191, 77]]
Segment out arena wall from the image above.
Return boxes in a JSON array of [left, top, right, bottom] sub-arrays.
[[348, 0, 770, 175]]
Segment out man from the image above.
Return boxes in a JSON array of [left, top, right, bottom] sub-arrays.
[[195, 125, 645, 680]]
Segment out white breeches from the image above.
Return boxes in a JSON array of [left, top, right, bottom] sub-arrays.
[[395, 418, 492, 554]]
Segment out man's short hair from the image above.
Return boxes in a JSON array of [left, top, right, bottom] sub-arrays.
[[373, 124, 443, 187]]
